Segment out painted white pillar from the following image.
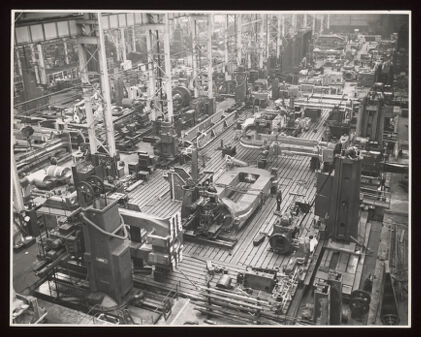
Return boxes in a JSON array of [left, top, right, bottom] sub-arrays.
[[163, 13, 174, 123], [29, 44, 40, 84], [77, 43, 97, 154], [132, 26, 136, 52], [236, 14, 242, 66], [303, 13, 307, 28], [36, 44, 47, 85], [12, 153, 25, 213], [259, 14, 265, 69], [320, 15, 324, 34], [292, 13, 297, 32], [327, 14, 330, 31], [266, 15, 270, 61], [146, 30, 156, 121], [120, 27, 127, 61], [312, 14, 316, 32], [98, 13, 116, 156], [191, 18, 199, 98], [282, 15, 285, 37], [207, 14, 213, 99], [225, 14, 229, 80], [63, 39, 70, 65], [277, 15, 282, 59], [15, 48, 23, 78]]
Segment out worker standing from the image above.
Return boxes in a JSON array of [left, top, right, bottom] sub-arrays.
[[276, 189, 283, 212]]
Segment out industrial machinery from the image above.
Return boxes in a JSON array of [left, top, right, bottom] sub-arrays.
[[356, 89, 386, 149], [179, 165, 273, 248], [153, 119, 179, 165], [268, 214, 300, 254], [315, 153, 361, 242], [324, 106, 352, 142]]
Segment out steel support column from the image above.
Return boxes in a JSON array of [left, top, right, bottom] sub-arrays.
[[312, 14, 316, 32], [236, 14, 242, 66], [120, 27, 127, 61], [63, 39, 69, 65], [207, 14, 214, 99], [277, 15, 282, 59], [11, 153, 25, 213], [76, 43, 97, 154], [191, 18, 199, 98], [292, 13, 297, 33], [29, 44, 40, 85], [225, 14, 230, 80], [320, 15, 324, 34], [132, 26, 136, 52], [163, 13, 174, 123], [282, 15, 285, 37], [259, 14, 265, 69], [36, 44, 47, 85], [146, 30, 157, 120], [98, 13, 116, 156], [265, 15, 270, 61]]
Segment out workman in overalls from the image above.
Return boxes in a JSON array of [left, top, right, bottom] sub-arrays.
[[276, 190, 283, 212]]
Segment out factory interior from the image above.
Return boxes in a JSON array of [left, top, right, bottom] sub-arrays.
[[11, 11, 410, 326]]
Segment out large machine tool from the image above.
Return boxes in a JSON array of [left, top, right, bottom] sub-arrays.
[[315, 154, 361, 242], [79, 198, 133, 304]]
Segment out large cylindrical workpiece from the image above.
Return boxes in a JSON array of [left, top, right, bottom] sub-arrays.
[[269, 231, 294, 254], [45, 165, 72, 181]]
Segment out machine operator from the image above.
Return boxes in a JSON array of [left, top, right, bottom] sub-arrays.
[[276, 189, 283, 212]]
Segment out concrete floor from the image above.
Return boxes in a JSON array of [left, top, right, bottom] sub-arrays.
[[13, 242, 39, 294]]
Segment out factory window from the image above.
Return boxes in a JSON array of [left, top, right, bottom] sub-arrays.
[[30, 24, 44, 42], [44, 22, 58, 40], [126, 13, 134, 26], [101, 15, 110, 30], [15, 26, 31, 44], [118, 14, 127, 27], [110, 15, 118, 29], [57, 21, 69, 37]]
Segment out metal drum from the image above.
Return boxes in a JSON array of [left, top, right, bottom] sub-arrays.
[[46, 165, 72, 182], [25, 170, 54, 188]]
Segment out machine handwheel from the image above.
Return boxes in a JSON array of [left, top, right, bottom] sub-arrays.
[[351, 290, 371, 304], [86, 175, 105, 196], [349, 290, 371, 316], [77, 181, 95, 206]]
